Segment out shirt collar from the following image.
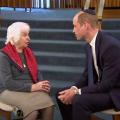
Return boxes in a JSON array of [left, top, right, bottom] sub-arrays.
[[89, 31, 98, 47]]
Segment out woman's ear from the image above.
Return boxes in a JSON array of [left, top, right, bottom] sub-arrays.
[[10, 37, 15, 45]]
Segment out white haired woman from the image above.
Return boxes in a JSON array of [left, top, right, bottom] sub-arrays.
[[0, 22, 54, 120]]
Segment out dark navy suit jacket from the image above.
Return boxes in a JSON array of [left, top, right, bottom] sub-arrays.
[[74, 31, 120, 110]]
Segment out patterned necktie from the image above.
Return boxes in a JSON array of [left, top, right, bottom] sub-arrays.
[[87, 44, 94, 86]]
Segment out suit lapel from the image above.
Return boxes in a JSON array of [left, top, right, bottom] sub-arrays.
[[95, 31, 102, 81]]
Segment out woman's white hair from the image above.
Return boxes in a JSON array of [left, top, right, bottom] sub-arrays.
[[5, 22, 30, 45]]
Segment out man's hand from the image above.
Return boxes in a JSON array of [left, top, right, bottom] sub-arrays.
[[58, 88, 77, 105]]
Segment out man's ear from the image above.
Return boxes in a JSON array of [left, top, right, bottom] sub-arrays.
[[84, 22, 90, 30]]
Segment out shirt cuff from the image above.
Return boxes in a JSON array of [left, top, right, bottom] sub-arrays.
[[78, 88, 81, 95], [71, 86, 81, 95]]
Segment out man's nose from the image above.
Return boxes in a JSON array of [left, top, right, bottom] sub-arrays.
[[73, 28, 75, 33]]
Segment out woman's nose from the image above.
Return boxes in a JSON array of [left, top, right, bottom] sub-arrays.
[[27, 36, 30, 41]]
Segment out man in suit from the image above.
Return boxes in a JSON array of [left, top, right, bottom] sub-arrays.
[[56, 9, 120, 120]]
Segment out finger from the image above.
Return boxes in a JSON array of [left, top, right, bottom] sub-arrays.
[[58, 95, 64, 100], [41, 88, 49, 93], [59, 90, 66, 95], [45, 83, 51, 87], [44, 86, 50, 91], [43, 80, 50, 84], [42, 85, 50, 92], [42, 84, 48, 89], [42, 84, 50, 90], [40, 80, 49, 86], [42, 82, 50, 88], [67, 100, 72, 105], [61, 99, 69, 105], [64, 102, 69, 105]]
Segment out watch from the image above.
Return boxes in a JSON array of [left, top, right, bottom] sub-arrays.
[[71, 86, 79, 94]]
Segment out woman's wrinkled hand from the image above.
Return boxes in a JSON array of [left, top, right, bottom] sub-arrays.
[[31, 80, 51, 93]]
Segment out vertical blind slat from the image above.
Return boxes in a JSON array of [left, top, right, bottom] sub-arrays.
[[0, 0, 120, 9]]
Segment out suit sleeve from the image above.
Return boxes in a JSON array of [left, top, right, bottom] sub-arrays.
[[81, 38, 120, 94], [74, 45, 88, 88], [74, 67, 88, 88]]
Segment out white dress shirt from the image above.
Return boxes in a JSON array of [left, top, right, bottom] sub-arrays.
[[89, 31, 99, 78]]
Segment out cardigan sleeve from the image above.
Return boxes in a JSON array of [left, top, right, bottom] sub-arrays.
[[0, 52, 32, 92]]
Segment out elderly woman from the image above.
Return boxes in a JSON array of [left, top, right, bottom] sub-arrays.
[[0, 22, 54, 120]]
